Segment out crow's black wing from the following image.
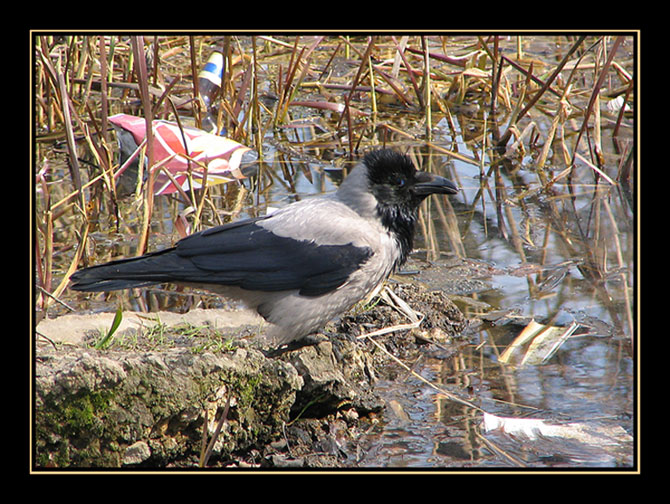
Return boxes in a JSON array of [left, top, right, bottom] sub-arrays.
[[175, 217, 373, 296], [71, 216, 373, 297]]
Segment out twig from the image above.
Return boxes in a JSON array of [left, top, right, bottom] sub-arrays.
[[421, 36, 432, 140], [363, 334, 483, 412], [131, 36, 155, 256], [57, 72, 86, 214], [474, 431, 527, 467], [574, 151, 617, 186], [356, 321, 422, 340], [199, 395, 232, 467], [391, 36, 422, 107], [36, 285, 76, 312]]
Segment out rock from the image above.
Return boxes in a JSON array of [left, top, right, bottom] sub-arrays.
[[282, 338, 384, 418], [123, 441, 151, 465], [268, 453, 305, 468], [34, 345, 302, 468], [33, 282, 467, 468], [36, 307, 263, 347]]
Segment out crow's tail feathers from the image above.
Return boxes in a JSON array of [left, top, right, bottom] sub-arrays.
[[69, 248, 180, 292]]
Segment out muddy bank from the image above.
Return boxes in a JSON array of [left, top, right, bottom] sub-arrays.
[[34, 282, 467, 469]]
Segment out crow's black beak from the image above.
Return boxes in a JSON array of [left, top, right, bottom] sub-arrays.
[[412, 171, 459, 196]]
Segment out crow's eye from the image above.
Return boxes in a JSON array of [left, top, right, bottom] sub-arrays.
[[395, 177, 406, 188]]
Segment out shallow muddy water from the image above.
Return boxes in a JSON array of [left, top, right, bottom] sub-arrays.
[[34, 34, 636, 469]]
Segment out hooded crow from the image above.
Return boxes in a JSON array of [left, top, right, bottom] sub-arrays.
[[70, 149, 459, 345]]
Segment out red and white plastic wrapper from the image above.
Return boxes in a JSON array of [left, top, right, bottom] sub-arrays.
[[109, 113, 254, 196]]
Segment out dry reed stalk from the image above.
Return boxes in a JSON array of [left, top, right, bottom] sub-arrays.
[[214, 36, 231, 135], [370, 65, 414, 107], [131, 36, 155, 257], [98, 37, 109, 147], [390, 36, 422, 106], [230, 63, 254, 141], [612, 80, 633, 141], [35, 168, 53, 310], [404, 44, 468, 68], [499, 54, 563, 99], [497, 35, 586, 150], [337, 36, 375, 156], [570, 36, 624, 173], [188, 36, 203, 130], [603, 198, 633, 343], [274, 38, 305, 126], [251, 36, 263, 158], [493, 166, 508, 241], [478, 111, 490, 238], [421, 36, 432, 140], [489, 36, 502, 125], [504, 197, 527, 263], [433, 195, 465, 258], [52, 224, 89, 302], [57, 72, 86, 215], [535, 89, 571, 173]]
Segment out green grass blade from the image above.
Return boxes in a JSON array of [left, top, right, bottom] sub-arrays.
[[95, 306, 123, 350]]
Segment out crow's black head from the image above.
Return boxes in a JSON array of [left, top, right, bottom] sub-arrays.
[[362, 149, 459, 265], [364, 149, 420, 207]]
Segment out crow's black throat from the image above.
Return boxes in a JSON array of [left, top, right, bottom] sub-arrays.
[[376, 202, 417, 268]]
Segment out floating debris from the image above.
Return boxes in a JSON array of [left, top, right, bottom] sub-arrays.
[[109, 113, 257, 196]]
